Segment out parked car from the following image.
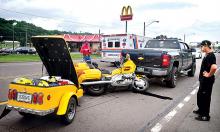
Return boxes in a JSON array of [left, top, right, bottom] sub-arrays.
[[14, 47, 36, 54], [0, 48, 7, 53], [3, 48, 14, 54], [214, 49, 220, 53], [28, 47, 37, 54], [192, 48, 202, 59], [15, 47, 29, 54]]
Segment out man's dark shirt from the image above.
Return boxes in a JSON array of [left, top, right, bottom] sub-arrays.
[[199, 52, 216, 82]]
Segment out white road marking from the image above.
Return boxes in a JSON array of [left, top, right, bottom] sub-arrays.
[[183, 96, 191, 102], [164, 110, 177, 122], [177, 103, 184, 108], [190, 89, 198, 95], [151, 123, 162, 132]]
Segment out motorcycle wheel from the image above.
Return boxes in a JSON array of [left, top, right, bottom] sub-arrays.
[[86, 85, 105, 96], [132, 77, 149, 93]]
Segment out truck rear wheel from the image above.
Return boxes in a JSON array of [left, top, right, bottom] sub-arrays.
[[188, 63, 196, 77], [166, 67, 177, 88], [61, 97, 76, 125]]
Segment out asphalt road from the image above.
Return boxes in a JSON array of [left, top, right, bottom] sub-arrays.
[[0, 54, 219, 132]]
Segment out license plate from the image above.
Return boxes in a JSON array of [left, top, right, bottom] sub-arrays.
[[17, 93, 32, 103], [137, 67, 144, 72]]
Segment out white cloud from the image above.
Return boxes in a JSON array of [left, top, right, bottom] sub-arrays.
[[0, 0, 220, 42]]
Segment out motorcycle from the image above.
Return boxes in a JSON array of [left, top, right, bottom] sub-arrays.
[[77, 54, 149, 96]]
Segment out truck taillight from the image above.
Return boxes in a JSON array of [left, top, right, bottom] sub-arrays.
[[37, 93, 44, 105], [162, 54, 170, 67]]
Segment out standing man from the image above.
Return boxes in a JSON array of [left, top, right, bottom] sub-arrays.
[[193, 40, 217, 121], [80, 41, 92, 63]]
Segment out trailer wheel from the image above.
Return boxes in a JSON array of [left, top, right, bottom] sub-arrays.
[[132, 77, 149, 93], [86, 85, 105, 96], [61, 97, 76, 125]]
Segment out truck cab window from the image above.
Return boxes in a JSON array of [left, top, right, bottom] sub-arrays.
[[145, 40, 179, 49]]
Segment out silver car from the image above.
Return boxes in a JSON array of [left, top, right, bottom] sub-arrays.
[[192, 48, 202, 59]]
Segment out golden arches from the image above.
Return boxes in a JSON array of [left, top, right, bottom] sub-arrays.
[[121, 5, 133, 16]]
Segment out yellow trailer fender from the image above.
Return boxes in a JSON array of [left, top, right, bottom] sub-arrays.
[[56, 92, 77, 115]]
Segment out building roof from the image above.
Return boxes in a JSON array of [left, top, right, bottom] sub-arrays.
[[64, 34, 101, 42]]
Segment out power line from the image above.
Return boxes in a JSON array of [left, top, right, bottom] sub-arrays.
[[0, 8, 112, 28]]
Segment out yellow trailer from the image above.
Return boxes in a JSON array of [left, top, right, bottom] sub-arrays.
[[6, 36, 83, 125]]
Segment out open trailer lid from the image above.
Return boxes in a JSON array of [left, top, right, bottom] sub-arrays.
[[31, 36, 78, 87]]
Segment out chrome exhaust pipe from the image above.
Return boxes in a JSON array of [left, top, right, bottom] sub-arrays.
[[80, 81, 112, 86]]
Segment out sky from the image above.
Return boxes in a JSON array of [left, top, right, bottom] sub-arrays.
[[0, 0, 219, 43]]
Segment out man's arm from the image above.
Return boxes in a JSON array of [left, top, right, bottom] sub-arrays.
[[203, 64, 217, 77]]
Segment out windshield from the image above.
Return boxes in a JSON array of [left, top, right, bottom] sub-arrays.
[[145, 40, 180, 49]]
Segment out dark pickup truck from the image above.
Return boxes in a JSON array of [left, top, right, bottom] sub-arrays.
[[121, 38, 196, 88]]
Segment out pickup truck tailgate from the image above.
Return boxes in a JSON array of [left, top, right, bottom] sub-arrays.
[[124, 49, 163, 68]]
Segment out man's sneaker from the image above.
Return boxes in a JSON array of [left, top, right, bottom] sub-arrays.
[[193, 110, 200, 115], [195, 116, 210, 121]]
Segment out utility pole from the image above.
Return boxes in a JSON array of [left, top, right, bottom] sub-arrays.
[[12, 22, 17, 50], [25, 26, 28, 47], [183, 34, 186, 42], [99, 29, 100, 41], [99, 29, 101, 50], [125, 21, 127, 34]]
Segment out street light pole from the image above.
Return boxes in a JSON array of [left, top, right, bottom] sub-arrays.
[[12, 22, 17, 50], [144, 20, 159, 36], [184, 34, 186, 42], [183, 33, 195, 43], [125, 21, 128, 33]]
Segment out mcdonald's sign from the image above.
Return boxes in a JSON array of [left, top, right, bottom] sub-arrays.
[[120, 6, 133, 21]]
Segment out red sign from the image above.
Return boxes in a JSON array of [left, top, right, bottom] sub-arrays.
[[120, 6, 133, 21]]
